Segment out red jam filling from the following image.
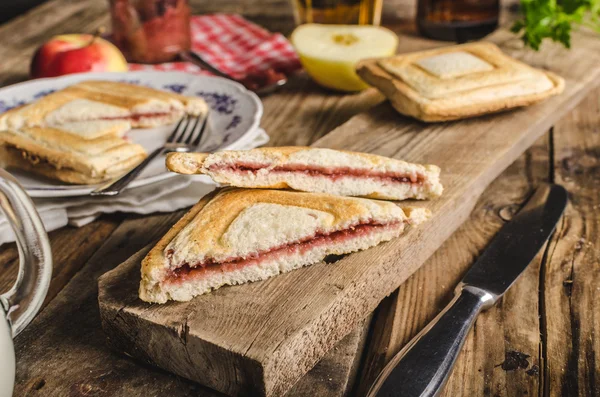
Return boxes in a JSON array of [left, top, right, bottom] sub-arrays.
[[164, 220, 401, 284], [100, 112, 174, 121], [209, 162, 424, 184]]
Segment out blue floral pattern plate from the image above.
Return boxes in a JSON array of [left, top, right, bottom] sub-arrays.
[[0, 71, 263, 197]]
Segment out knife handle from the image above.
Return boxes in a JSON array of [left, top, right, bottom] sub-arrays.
[[367, 286, 494, 397]]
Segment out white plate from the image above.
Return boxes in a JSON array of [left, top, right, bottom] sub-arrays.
[[0, 71, 263, 197]]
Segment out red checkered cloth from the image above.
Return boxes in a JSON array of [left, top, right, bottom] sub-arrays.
[[129, 14, 301, 80]]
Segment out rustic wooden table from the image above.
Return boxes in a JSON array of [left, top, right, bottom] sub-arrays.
[[0, 1, 598, 396]]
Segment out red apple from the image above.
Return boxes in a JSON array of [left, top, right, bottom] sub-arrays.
[[30, 34, 128, 79]]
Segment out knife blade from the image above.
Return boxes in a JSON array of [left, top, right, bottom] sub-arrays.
[[367, 183, 568, 397]]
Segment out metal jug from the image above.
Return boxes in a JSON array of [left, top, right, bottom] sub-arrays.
[[0, 169, 52, 397]]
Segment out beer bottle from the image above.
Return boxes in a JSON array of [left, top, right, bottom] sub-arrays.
[[417, 0, 500, 42]]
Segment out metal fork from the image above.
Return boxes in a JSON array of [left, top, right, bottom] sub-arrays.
[[90, 114, 209, 196]]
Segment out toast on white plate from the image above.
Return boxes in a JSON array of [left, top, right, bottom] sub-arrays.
[[139, 188, 430, 303], [166, 147, 443, 201], [0, 80, 208, 130], [0, 80, 210, 184], [0, 120, 146, 184]]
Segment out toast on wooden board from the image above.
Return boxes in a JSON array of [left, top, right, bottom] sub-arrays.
[[0, 80, 208, 129], [0, 120, 146, 184], [139, 188, 430, 303], [166, 147, 443, 200], [356, 42, 565, 122]]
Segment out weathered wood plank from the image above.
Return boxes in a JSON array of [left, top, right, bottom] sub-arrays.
[[4, 71, 380, 397], [543, 87, 600, 397], [13, 211, 196, 397], [6, 18, 384, 396], [0, 215, 122, 308], [0, 15, 429, 397], [98, 28, 600, 397], [0, 0, 110, 86], [12, 209, 370, 397], [280, 318, 371, 397], [0, 0, 518, 87], [1, 0, 597, 395], [355, 134, 550, 396], [260, 76, 385, 147], [354, 83, 600, 397]]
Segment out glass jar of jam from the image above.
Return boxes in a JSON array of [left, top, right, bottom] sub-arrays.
[[109, 0, 191, 64]]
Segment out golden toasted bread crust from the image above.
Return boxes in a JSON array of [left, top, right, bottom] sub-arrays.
[[74, 80, 187, 105], [167, 147, 423, 173], [0, 126, 147, 184], [165, 147, 443, 200], [142, 187, 394, 269], [0, 80, 210, 184], [139, 188, 430, 302], [0, 145, 145, 184], [165, 152, 210, 174], [356, 42, 565, 122], [2, 131, 93, 174], [141, 189, 403, 282], [0, 80, 207, 129], [168, 147, 440, 171], [140, 189, 218, 282], [15, 126, 129, 155]]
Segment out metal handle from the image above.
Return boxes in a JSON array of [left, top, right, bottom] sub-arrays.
[[91, 147, 164, 196], [180, 51, 287, 96], [367, 286, 494, 397], [180, 51, 235, 80], [0, 169, 52, 337]]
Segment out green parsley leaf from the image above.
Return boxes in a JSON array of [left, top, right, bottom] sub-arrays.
[[511, 0, 600, 50]]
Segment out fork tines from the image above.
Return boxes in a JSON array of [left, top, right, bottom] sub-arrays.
[[169, 113, 209, 148]]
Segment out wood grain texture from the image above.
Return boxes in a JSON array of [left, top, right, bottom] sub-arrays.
[[286, 318, 371, 397], [98, 28, 600, 397], [355, 134, 550, 396], [1, 0, 598, 396], [260, 76, 385, 147], [352, 55, 600, 397], [543, 87, 600, 397], [5, 88, 376, 397], [11, 210, 368, 397], [0, 215, 122, 308], [0, 0, 519, 87], [13, 211, 204, 397], [2, 4, 389, 394]]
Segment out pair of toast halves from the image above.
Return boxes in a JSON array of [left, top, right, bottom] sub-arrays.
[[140, 147, 442, 303]]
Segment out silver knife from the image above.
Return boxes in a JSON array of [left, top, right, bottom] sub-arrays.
[[367, 183, 568, 397]]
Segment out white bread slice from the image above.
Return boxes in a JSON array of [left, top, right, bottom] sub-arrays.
[[43, 99, 131, 126], [0, 80, 207, 130], [158, 220, 403, 302], [75, 80, 206, 116], [49, 120, 131, 139], [0, 122, 147, 184], [139, 188, 430, 303], [166, 147, 443, 200], [0, 144, 145, 185]]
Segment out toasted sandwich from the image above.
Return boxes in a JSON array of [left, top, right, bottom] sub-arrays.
[[0, 80, 208, 130], [139, 188, 430, 303], [0, 120, 146, 184], [166, 147, 443, 201]]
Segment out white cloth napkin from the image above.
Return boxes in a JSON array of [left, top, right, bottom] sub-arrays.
[[0, 128, 269, 246]]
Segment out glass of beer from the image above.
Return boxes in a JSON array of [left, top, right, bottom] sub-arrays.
[[291, 0, 383, 25]]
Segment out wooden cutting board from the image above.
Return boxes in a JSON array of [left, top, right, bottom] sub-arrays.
[[98, 29, 600, 397]]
